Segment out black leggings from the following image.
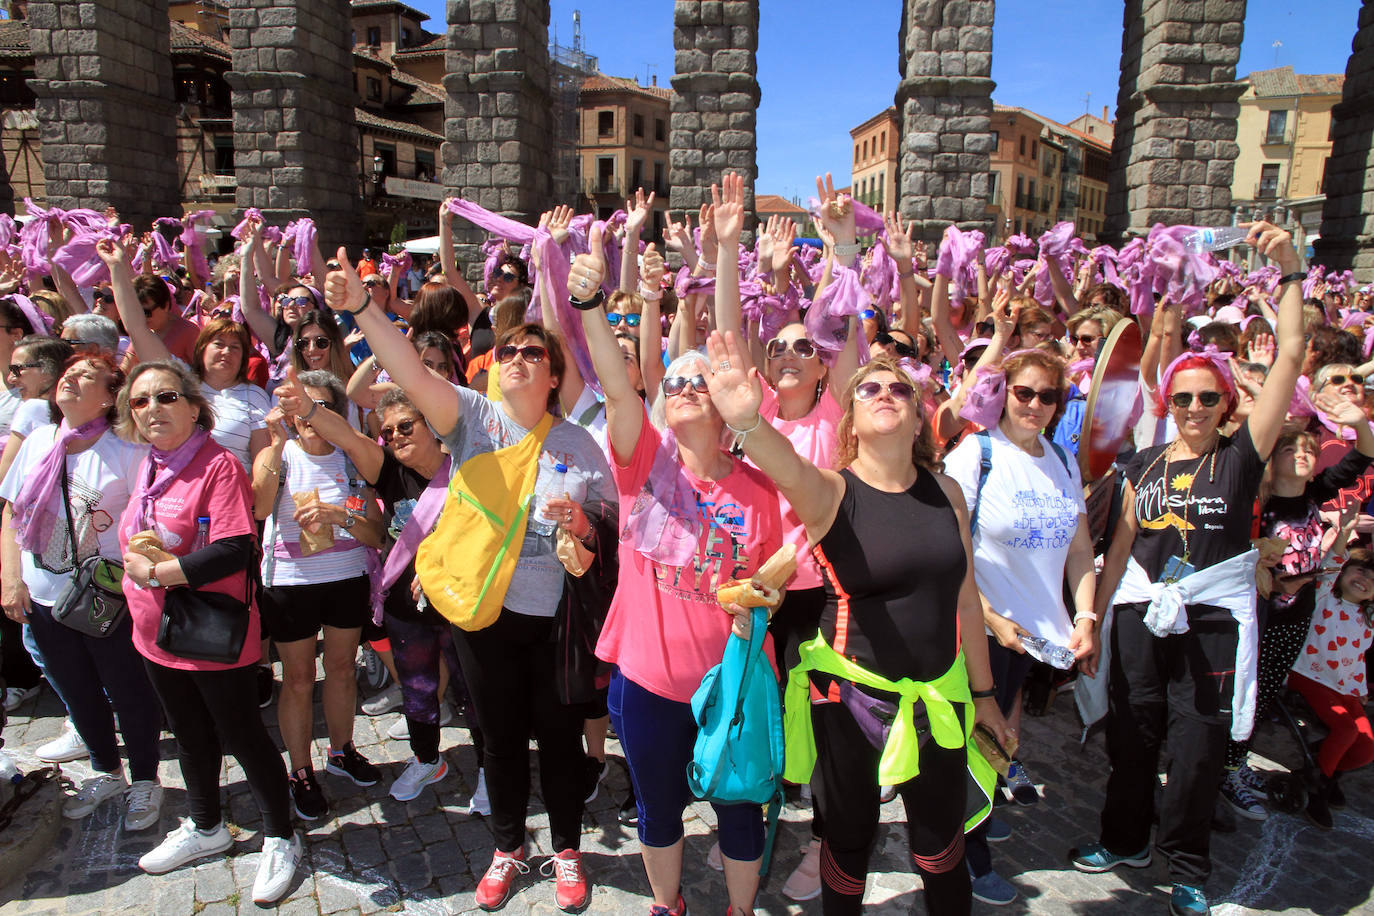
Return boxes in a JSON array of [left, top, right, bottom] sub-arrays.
[[144, 660, 292, 839], [0, 615, 41, 691], [812, 701, 972, 916], [1225, 615, 1309, 769], [451, 610, 584, 853], [965, 635, 1036, 878]]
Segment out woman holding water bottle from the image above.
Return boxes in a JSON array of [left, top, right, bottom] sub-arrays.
[[943, 305, 1097, 904]]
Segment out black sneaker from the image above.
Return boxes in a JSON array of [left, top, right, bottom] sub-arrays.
[[256, 665, 275, 709], [1305, 777, 1333, 830], [290, 767, 329, 821], [583, 755, 607, 805], [1327, 774, 1346, 810], [618, 787, 638, 827], [325, 742, 380, 787]]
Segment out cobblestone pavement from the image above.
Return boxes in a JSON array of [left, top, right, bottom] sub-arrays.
[[1, 666, 1371, 915]]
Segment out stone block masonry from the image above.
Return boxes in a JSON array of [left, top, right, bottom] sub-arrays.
[[670, 0, 760, 242], [443, 0, 553, 282], [27, 0, 181, 228], [227, 0, 362, 250], [895, 0, 997, 245], [1316, 0, 1374, 281]]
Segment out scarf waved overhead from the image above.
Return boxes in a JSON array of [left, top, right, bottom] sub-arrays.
[[622, 428, 708, 567], [126, 427, 212, 537], [11, 417, 111, 554]]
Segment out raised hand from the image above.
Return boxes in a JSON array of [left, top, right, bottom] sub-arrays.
[[324, 246, 366, 313], [883, 211, 914, 262], [94, 236, 129, 269], [757, 215, 776, 274], [990, 285, 1018, 339], [1245, 330, 1275, 367], [641, 242, 665, 290], [264, 405, 291, 448], [663, 212, 690, 253], [568, 223, 606, 298], [698, 202, 718, 266], [439, 196, 455, 225], [1244, 221, 1300, 274], [549, 204, 573, 245], [1317, 389, 1370, 428], [711, 172, 746, 246], [625, 188, 655, 235], [274, 366, 307, 418], [704, 329, 763, 429], [815, 172, 856, 248]]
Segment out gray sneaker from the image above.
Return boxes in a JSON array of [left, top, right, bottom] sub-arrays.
[[63, 772, 127, 819]]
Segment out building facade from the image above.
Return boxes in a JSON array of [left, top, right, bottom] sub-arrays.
[[850, 107, 899, 215], [576, 73, 671, 236]]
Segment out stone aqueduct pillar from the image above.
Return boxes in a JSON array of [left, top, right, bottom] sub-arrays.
[[1104, 0, 1247, 238], [895, 0, 997, 244], [26, 0, 180, 228], [225, 0, 362, 246], [668, 0, 760, 237], [1316, 0, 1374, 279]]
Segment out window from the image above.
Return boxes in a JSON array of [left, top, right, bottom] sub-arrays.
[[366, 26, 381, 46], [415, 149, 436, 182], [1030, 140, 1037, 160], [633, 114, 644, 138], [366, 77, 382, 102], [990, 130, 999, 150], [401, 28, 413, 47], [1266, 110, 1288, 145], [854, 144, 860, 162], [597, 110, 614, 137], [862, 139, 868, 160], [374, 143, 396, 177], [876, 172, 884, 210], [1028, 179, 1036, 206], [212, 135, 234, 175], [880, 133, 886, 153], [1258, 163, 1280, 199], [1014, 218, 1022, 235], [654, 161, 665, 195], [1321, 156, 1331, 194], [596, 156, 615, 193], [1019, 135, 1026, 156], [1015, 175, 1024, 209], [655, 119, 665, 142], [988, 171, 999, 202], [632, 158, 643, 190]]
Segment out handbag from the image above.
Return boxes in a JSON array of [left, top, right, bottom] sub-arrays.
[[155, 547, 255, 665], [51, 466, 128, 638]]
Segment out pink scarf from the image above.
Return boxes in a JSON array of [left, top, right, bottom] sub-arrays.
[[11, 417, 110, 553], [125, 428, 211, 537]]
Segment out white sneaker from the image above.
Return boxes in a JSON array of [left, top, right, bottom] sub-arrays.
[[36, 720, 89, 763], [781, 838, 823, 901], [139, 817, 234, 874], [124, 780, 164, 831], [361, 683, 403, 717], [252, 833, 302, 905], [465, 766, 491, 816], [2, 682, 41, 712], [390, 757, 449, 802], [63, 771, 127, 819], [386, 701, 452, 740]]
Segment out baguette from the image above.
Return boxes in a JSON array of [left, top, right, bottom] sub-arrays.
[[716, 544, 797, 610], [128, 530, 176, 564]]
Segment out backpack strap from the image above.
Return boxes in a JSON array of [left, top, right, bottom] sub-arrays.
[[970, 430, 993, 537], [1048, 440, 1072, 476], [575, 398, 604, 429]]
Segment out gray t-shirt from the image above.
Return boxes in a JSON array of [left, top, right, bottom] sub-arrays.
[[440, 385, 614, 617]]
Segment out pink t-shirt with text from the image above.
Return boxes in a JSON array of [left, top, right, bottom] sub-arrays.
[[119, 438, 261, 672], [596, 412, 782, 703]]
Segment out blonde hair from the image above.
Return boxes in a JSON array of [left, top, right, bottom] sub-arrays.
[[834, 356, 940, 472]]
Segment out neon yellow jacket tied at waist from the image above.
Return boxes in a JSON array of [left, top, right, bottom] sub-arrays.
[[783, 634, 997, 833]]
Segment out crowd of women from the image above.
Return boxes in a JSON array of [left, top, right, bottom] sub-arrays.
[[0, 178, 1371, 916]]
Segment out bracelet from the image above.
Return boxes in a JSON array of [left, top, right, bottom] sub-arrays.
[[570, 288, 606, 311], [897, 267, 916, 279], [370, 355, 381, 374], [697, 258, 716, 272], [726, 413, 763, 456], [301, 400, 318, 422], [261, 464, 279, 476], [1278, 271, 1306, 286], [970, 687, 997, 699], [833, 242, 862, 259], [639, 286, 663, 302], [1073, 611, 1099, 623]]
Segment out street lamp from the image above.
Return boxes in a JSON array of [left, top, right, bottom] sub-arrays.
[[371, 154, 385, 197]]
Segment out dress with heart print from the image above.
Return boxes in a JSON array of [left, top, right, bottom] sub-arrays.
[[1294, 578, 1373, 698]]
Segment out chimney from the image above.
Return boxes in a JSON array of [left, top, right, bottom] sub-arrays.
[[1102, 106, 1108, 121], [652, 75, 657, 87]]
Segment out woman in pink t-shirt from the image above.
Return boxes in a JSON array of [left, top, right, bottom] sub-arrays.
[[573, 233, 782, 916]]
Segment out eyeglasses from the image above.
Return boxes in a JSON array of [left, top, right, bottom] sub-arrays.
[[1010, 385, 1063, 407], [6, 362, 40, 376], [765, 337, 818, 359], [277, 295, 313, 308], [854, 380, 916, 402], [379, 419, 417, 442], [874, 332, 916, 359], [1169, 390, 1224, 409], [494, 269, 520, 283], [662, 374, 709, 397], [128, 390, 182, 410], [363, 279, 385, 288], [1324, 373, 1366, 388], [495, 344, 547, 364], [606, 313, 641, 327], [859, 309, 878, 322], [295, 335, 332, 351], [1070, 334, 1101, 346], [62, 337, 93, 347], [93, 289, 114, 303], [142, 304, 165, 317]]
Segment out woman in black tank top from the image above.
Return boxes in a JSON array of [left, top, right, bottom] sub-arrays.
[[706, 335, 1011, 916]]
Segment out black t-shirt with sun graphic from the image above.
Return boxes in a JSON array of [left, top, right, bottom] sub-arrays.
[[1125, 422, 1266, 591]]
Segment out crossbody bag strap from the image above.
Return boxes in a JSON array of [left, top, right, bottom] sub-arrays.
[[971, 430, 992, 537], [58, 459, 79, 564]]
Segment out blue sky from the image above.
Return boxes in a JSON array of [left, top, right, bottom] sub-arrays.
[[409, 0, 1362, 205]]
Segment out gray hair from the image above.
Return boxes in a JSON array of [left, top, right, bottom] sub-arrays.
[[648, 349, 710, 432], [61, 313, 119, 355], [297, 369, 348, 417]]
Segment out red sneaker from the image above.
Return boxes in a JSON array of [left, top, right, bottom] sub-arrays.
[[475, 848, 529, 910], [542, 848, 590, 912]]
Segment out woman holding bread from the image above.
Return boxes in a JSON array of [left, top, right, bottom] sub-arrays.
[[704, 332, 1012, 916], [114, 359, 300, 904], [571, 233, 783, 916], [0, 355, 162, 833]]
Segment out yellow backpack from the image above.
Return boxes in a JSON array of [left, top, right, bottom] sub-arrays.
[[415, 413, 553, 631]]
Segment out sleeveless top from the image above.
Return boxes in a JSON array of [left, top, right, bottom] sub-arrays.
[[815, 467, 967, 684]]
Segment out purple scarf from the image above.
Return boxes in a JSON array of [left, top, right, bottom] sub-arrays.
[[447, 197, 538, 245], [283, 218, 317, 278], [126, 427, 211, 537], [11, 417, 110, 553], [804, 261, 867, 361], [529, 226, 601, 396], [181, 210, 215, 282], [370, 456, 451, 623], [622, 428, 706, 567]]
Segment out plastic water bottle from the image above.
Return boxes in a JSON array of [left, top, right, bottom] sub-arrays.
[[530, 463, 568, 537], [1020, 634, 1076, 670], [192, 517, 210, 552], [0, 752, 21, 785], [1183, 226, 1249, 253]]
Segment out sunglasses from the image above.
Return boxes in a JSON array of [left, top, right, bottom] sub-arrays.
[[6, 362, 40, 375], [495, 344, 547, 364], [379, 419, 417, 442], [364, 279, 386, 288], [662, 374, 709, 397], [494, 269, 520, 283], [129, 390, 182, 410], [62, 337, 93, 347], [1325, 373, 1366, 388], [606, 313, 641, 327], [874, 332, 916, 358], [1169, 390, 1224, 409], [1070, 334, 1101, 346], [142, 305, 165, 317], [295, 335, 332, 351], [93, 289, 114, 303], [854, 380, 916, 402], [1010, 385, 1062, 407], [765, 337, 818, 359], [278, 295, 313, 308], [859, 309, 878, 322]]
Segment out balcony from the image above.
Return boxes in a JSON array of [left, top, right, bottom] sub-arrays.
[[1261, 127, 1293, 146], [1015, 191, 1029, 210], [1254, 182, 1279, 200], [587, 177, 621, 196]]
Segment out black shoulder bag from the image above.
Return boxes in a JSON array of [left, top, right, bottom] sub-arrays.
[[155, 541, 255, 665], [51, 464, 128, 638]]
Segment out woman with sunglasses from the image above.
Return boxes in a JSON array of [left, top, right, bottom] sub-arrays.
[[348, 330, 463, 426], [327, 250, 612, 913], [0, 355, 164, 834], [109, 359, 300, 902], [568, 217, 782, 916], [704, 330, 1011, 916], [117, 274, 200, 372], [1306, 362, 1374, 549], [0, 336, 76, 486], [1071, 223, 1304, 916]]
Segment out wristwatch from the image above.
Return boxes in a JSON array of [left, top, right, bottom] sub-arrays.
[[344, 514, 357, 530], [147, 574, 161, 589]]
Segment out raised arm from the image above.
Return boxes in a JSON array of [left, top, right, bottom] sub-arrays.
[[1244, 222, 1304, 459], [711, 174, 746, 338], [276, 367, 386, 484], [571, 225, 643, 463], [237, 219, 283, 357], [1047, 255, 1081, 317], [325, 248, 462, 437], [705, 330, 845, 538], [533, 206, 586, 415], [638, 243, 667, 397], [885, 214, 928, 340], [930, 273, 965, 367], [620, 188, 654, 294], [438, 197, 481, 310], [97, 239, 173, 363]]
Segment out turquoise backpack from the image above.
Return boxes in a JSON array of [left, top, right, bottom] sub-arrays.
[[688, 606, 786, 873]]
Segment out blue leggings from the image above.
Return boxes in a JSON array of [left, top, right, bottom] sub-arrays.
[[608, 669, 764, 860]]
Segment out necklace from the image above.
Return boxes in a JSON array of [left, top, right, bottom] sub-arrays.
[[1139, 438, 1219, 581]]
